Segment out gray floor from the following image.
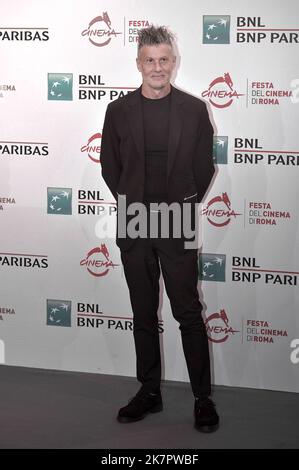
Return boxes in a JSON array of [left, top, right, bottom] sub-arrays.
[[0, 364, 298, 449]]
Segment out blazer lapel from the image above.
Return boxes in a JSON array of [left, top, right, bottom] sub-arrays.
[[127, 87, 145, 164], [167, 86, 184, 181]]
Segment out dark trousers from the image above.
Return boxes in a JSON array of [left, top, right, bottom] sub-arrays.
[[120, 236, 211, 398]]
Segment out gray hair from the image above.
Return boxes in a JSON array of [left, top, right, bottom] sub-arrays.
[[137, 25, 174, 56]]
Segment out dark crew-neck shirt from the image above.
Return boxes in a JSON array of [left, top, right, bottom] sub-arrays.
[[141, 91, 171, 205]]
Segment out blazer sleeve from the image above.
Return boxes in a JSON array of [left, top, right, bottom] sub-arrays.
[[193, 102, 215, 202], [100, 103, 122, 201]]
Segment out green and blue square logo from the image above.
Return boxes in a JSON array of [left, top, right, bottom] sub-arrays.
[[213, 136, 228, 164], [47, 300, 71, 327], [199, 253, 226, 282], [47, 187, 72, 215], [203, 16, 230, 44], [48, 73, 73, 100]]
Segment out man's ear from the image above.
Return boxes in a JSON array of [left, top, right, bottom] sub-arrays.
[[136, 57, 141, 72]]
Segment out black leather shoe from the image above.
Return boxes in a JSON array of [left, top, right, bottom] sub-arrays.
[[194, 398, 219, 433], [117, 388, 163, 423]]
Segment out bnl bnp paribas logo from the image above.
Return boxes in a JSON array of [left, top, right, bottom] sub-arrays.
[[213, 136, 228, 164], [47, 300, 71, 327], [47, 187, 72, 215], [48, 73, 73, 100], [198, 253, 226, 282], [203, 16, 230, 44]]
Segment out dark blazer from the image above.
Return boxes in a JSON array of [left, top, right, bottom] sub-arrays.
[[101, 85, 215, 251]]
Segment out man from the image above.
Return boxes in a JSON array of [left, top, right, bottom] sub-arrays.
[[101, 25, 219, 432]]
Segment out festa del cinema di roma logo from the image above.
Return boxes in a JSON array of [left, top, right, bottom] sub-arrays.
[[205, 309, 239, 343], [80, 243, 119, 277], [81, 133, 102, 163], [81, 11, 121, 47], [202, 192, 242, 227], [202, 73, 244, 108]]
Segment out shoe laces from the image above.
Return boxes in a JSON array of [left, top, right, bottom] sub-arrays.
[[196, 398, 215, 410], [128, 389, 150, 405]]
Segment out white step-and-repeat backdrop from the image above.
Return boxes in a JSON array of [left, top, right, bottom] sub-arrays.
[[1, 0, 299, 392]]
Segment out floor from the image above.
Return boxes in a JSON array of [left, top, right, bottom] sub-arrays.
[[0, 365, 298, 449]]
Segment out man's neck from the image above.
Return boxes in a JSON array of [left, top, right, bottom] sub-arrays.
[[141, 83, 171, 99]]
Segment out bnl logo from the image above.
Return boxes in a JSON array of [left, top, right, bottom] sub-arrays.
[[47, 187, 72, 215], [213, 136, 228, 164], [203, 16, 230, 44], [47, 300, 72, 327], [48, 73, 73, 100], [198, 253, 226, 282]]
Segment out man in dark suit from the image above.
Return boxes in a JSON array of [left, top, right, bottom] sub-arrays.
[[101, 25, 219, 432]]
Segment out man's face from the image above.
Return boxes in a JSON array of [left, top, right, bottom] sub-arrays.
[[136, 43, 176, 92]]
